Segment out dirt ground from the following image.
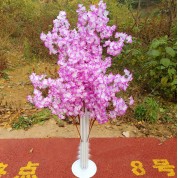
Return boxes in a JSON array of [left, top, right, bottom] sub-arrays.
[[0, 59, 176, 140], [0, 119, 142, 138]]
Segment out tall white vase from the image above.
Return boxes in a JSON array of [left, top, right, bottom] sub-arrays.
[[71, 110, 97, 178]]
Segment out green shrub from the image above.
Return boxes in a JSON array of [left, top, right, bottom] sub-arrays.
[[115, 34, 176, 101], [134, 105, 147, 121], [134, 97, 159, 123], [144, 36, 176, 100]]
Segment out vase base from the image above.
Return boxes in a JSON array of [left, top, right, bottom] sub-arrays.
[[72, 159, 97, 178]]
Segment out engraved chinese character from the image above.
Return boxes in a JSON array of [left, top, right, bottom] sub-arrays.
[[153, 159, 175, 177], [0, 162, 8, 176], [14, 161, 39, 178]]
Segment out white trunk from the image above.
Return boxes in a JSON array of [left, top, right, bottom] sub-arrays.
[[72, 110, 97, 177], [80, 110, 89, 169]]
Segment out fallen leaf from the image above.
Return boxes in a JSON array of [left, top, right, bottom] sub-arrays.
[[122, 131, 130, 138], [105, 125, 113, 129], [29, 148, 33, 153], [7, 128, 12, 132]]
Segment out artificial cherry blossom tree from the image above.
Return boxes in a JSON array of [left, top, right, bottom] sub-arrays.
[[28, 1, 133, 177], [28, 1, 133, 124]]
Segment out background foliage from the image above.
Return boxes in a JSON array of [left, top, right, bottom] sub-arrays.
[[0, 0, 177, 124]]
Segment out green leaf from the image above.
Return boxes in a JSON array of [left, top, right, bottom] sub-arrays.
[[150, 70, 155, 76], [132, 50, 142, 56], [160, 58, 171, 67], [160, 66, 166, 69], [165, 47, 176, 57], [146, 60, 157, 67], [159, 108, 165, 113], [168, 68, 176, 76], [125, 49, 132, 54], [150, 40, 160, 49], [150, 37, 167, 49], [149, 50, 161, 58], [171, 79, 177, 85], [170, 62, 176, 67], [161, 77, 168, 86]]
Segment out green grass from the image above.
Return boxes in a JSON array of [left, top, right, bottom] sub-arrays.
[[53, 115, 65, 127], [134, 97, 160, 123], [12, 109, 51, 130]]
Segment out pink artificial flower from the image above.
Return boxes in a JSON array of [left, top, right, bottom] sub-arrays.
[[129, 96, 134, 105], [28, 0, 133, 124]]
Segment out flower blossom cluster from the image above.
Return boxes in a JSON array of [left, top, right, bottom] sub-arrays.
[[28, 0, 133, 124]]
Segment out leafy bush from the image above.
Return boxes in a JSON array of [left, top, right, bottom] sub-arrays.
[[115, 34, 176, 101], [0, 0, 176, 103], [134, 105, 147, 120], [144, 36, 176, 100], [134, 97, 160, 123]]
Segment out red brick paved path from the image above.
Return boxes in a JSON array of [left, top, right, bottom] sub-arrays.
[[0, 138, 176, 178]]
